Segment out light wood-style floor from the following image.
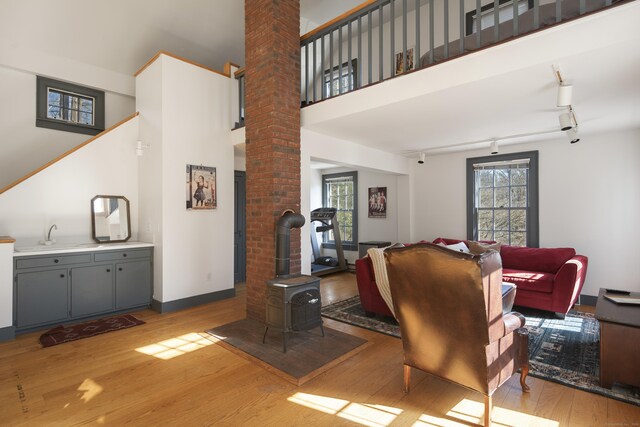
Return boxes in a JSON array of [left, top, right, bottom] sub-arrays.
[[1, 272, 638, 426]]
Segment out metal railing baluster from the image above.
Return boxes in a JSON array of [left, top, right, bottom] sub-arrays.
[[348, 20, 353, 92], [493, 0, 499, 43], [313, 38, 317, 102], [321, 35, 325, 100], [533, 0, 540, 29], [514, 0, 519, 36], [476, 0, 481, 48], [339, 25, 343, 94], [444, 0, 449, 59], [390, 0, 395, 78], [304, 43, 309, 105], [368, 11, 372, 85], [429, 0, 434, 64], [379, 4, 384, 81], [416, 0, 421, 68], [357, 16, 362, 88], [403, 0, 407, 73], [329, 30, 334, 97], [460, 0, 464, 54]]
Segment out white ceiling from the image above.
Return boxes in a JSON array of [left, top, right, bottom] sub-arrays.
[[0, 0, 359, 77]]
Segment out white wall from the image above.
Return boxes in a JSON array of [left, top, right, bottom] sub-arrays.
[[137, 54, 235, 304], [0, 65, 136, 190], [411, 129, 640, 296], [0, 116, 140, 245]]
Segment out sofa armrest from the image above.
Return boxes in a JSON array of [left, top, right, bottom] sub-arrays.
[[552, 255, 589, 312]]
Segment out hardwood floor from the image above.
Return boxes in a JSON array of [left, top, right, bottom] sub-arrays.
[[1, 271, 638, 426]]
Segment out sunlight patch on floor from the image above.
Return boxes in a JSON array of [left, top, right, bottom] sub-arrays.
[[77, 378, 103, 403], [288, 392, 402, 426], [135, 332, 214, 360]]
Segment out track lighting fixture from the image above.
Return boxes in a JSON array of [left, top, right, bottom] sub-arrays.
[[557, 84, 573, 107], [553, 65, 580, 144], [418, 152, 426, 164], [559, 112, 573, 131], [490, 140, 499, 155]]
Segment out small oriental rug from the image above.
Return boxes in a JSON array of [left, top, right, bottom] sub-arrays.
[[39, 314, 145, 348], [321, 296, 640, 407]]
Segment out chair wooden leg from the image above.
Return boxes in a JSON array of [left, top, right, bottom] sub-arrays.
[[484, 395, 492, 427], [403, 365, 411, 393], [517, 327, 531, 392]]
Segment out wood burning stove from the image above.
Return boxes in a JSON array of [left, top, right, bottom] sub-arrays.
[[263, 275, 324, 352]]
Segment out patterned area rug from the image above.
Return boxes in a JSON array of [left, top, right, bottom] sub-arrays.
[[322, 296, 640, 406], [39, 314, 145, 347]]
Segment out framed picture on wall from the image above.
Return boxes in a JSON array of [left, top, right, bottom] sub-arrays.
[[368, 187, 387, 218], [395, 47, 414, 75], [186, 164, 216, 210]]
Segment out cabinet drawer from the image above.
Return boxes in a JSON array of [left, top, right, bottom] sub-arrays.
[[94, 249, 152, 262], [16, 254, 91, 269]]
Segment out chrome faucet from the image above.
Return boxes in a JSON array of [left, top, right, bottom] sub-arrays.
[[47, 224, 57, 241]]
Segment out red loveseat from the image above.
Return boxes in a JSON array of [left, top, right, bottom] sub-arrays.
[[355, 238, 588, 317]]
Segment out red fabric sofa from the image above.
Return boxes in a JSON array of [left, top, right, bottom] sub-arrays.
[[355, 238, 588, 317]]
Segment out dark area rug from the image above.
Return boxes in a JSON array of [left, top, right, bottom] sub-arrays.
[[322, 296, 640, 407], [206, 318, 368, 385], [39, 314, 145, 348]]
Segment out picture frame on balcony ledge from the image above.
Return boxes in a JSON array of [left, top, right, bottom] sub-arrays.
[[186, 164, 217, 210], [395, 47, 414, 75], [368, 187, 387, 218]]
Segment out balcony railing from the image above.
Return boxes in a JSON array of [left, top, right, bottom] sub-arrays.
[[299, 0, 619, 105], [235, 0, 624, 125]]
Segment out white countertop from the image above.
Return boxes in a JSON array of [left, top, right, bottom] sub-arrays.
[[14, 241, 154, 257]]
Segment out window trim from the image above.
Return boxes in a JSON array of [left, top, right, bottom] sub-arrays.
[[465, 0, 534, 36], [36, 76, 105, 136], [322, 171, 358, 252], [466, 151, 539, 247]]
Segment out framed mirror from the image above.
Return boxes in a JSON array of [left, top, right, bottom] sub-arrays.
[[91, 195, 131, 243]]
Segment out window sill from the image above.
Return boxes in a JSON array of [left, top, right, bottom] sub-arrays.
[[36, 118, 103, 136]]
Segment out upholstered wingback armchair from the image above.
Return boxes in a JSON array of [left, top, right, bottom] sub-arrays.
[[384, 243, 529, 426]]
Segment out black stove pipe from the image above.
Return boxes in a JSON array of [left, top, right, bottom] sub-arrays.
[[275, 210, 305, 277]]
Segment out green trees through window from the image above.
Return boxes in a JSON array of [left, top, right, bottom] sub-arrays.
[[322, 172, 358, 250]]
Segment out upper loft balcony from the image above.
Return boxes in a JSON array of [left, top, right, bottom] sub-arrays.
[[236, 0, 639, 158]]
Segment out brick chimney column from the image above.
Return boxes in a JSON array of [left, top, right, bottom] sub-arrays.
[[244, 0, 301, 322]]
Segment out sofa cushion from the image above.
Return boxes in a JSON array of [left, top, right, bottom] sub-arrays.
[[468, 241, 501, 255], [500, 246, 576, 274], [503, 268, 555, 293]]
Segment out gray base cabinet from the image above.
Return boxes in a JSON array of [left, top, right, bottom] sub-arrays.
[[14, 247, 152, 333]]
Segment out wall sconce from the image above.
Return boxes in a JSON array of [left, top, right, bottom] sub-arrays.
[[490, 140, 499, 155], [136, 140, 150, 156], [418, 152, 426, 164]]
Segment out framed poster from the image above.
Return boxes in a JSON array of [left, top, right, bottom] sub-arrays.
[[395, 47, 414, 75], [368, 187, 387, 218], [186, 164, 216, 210]]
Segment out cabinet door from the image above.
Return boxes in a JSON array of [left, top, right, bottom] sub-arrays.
[[16, 269, 69, 328], [116, 260, 151, 309], [71, 265, 114, 318]]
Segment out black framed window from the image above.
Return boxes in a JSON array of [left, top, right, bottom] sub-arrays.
[[466, 151, 538, 247], [324, 60, 357, 98], [322, 171, 358, 251], [36, 76, 105, 136], [465, 0, 534, 36]]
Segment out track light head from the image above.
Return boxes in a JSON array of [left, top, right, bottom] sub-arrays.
[[559, 112, 574, 131], [490, 140, 499, 155], [567, 128, 580, 144], [557, 84, 573, 107], [418, 152, 426, 164]]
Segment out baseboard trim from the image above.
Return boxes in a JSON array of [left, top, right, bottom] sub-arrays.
[[152, 288, 236, 313], [0, 325, 16, 342], [579, 294, 598, 307]]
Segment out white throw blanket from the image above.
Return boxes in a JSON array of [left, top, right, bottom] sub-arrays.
[[367, 247, 396, 318]]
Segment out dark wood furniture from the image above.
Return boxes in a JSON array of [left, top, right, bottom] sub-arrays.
[[595, 288, 640, 389]]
